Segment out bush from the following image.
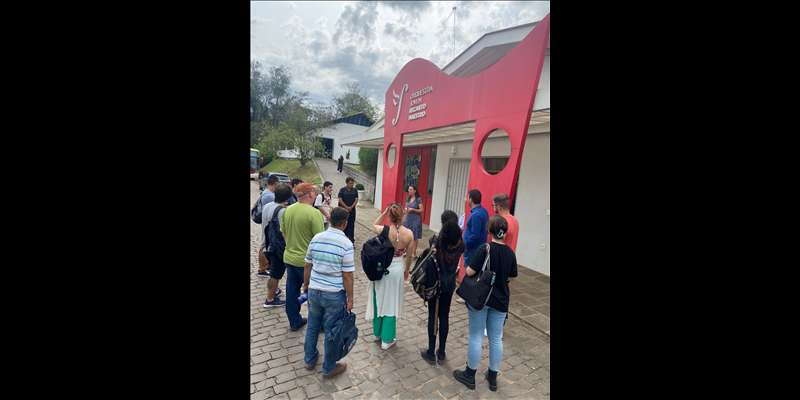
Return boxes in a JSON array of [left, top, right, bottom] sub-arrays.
[[358, 148, 379, 176], [355, 183, 365, 190]]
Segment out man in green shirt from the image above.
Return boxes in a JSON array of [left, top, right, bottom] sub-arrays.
[[281, 182, 325, 331]]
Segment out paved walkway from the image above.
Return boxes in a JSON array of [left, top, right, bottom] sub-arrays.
[[251, 180, 550, 399]]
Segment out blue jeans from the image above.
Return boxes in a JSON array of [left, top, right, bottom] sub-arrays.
[[284, 264, 306, 329], [463, 247, 478, 269], [304, 289, 347, 375], [466, 303, 507, 371]]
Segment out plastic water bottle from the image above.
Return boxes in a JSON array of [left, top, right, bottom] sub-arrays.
[[298, 292, 308, 305]]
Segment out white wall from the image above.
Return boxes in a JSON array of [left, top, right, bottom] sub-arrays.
[[427, 134, 513, 233], [277, 122, 368, 164], [427, 130, 550, 276], [320, 123, 369, 165], [375, 149, 383, 210], [538, 52, 550, 89], [515, 132, 550, 276]]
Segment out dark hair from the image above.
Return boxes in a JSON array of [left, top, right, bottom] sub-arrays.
[[486, 215, 508, 240], [441, 210, 458, 225], [468, 189, 482, 205], [291, 178, 303, 187], [406, 184, 420, 203], [323, 181, 332, 188], [438, 210, 462, 250], [267, 174, 279, 186], [273, 183, 293, 203], [491, 193, 509, 210], [346, 177, 354, 184], [330, 207, 349, 228]]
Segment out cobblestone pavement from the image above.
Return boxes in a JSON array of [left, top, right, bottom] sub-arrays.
[[251, 181, 550, 399], [311, 157, 370, 204]]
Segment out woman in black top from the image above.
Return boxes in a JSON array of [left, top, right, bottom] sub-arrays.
[[420, 210, 465, 365], [453, 215, 517, 392]]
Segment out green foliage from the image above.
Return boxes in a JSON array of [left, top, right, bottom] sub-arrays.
[[260, 159, 322, 184], [355, 183, 365, 190], [251, 63, 380, 165], [332, 82, 381, 121], [358, 147, 379, 176]]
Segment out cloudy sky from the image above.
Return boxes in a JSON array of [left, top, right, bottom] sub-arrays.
[[251, 1, 550, 115]]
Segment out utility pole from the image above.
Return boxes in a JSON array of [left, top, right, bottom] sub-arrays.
[[453, 6, 457, 59]]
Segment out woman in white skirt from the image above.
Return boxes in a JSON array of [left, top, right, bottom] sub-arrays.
[[367, 202, 414, 349]]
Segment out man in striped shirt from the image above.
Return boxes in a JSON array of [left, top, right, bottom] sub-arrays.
[[301, 207, 354, 379]]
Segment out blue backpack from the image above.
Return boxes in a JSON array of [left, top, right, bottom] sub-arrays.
[[266, 206, 286, 257], [251, 197, 263, 224]]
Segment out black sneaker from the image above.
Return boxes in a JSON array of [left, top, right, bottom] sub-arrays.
[[420, 349, 436, 365], [290, 317, 308, 332], [263, 298, 286, 308], [436, 351, 446, 364], [257, 271, 269, 278]]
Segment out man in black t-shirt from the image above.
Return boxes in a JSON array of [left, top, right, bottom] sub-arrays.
[[337, 177, 359, 243]]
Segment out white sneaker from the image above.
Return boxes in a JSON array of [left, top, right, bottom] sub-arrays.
[[381, 339, 396, 350], [484, 328, 503, 339], [371, 335, 381, 342]]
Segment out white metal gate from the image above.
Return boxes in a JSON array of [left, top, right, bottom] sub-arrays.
[[445, 158, 471, 215]]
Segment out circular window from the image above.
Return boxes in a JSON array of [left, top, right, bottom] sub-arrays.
[[478, 129, 511, 176], [387, 143, 397, 168]]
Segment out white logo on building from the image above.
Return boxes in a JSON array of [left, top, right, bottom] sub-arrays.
[[391, 84, 409, 126]]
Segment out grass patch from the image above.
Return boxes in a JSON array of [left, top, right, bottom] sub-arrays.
[[346, 163, 362, 172], [261, 159, 322, 184]]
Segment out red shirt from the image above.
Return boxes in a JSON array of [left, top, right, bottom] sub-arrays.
[[502, 214, 519, 253]]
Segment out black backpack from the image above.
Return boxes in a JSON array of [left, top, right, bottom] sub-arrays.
[[265, 206, 286, 257], [360, 226, 394, 281], [251, 196, 263, 224], [410, 234, 441, 303]]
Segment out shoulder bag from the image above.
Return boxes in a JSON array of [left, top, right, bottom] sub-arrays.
[[455, 243, 496, 310]]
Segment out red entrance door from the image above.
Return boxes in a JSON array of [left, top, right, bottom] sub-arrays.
[[400, 145, 435, 225]]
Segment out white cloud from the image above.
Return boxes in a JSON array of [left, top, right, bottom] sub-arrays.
[[251, 1, 550, 108]]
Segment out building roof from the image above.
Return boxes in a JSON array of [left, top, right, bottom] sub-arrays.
[[330, 112, 374, 127], [442, 20, 550, 78]]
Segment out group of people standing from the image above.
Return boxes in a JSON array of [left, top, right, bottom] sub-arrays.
[[254, 177, 521, 391], [256, 175, 361, 378], [372, 188, 520, 392]]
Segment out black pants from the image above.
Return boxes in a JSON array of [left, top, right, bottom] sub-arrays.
[[344, 209, 356, 243], [427, 291, 453, 356]]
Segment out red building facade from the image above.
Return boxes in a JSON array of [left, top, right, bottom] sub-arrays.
[[381, 13, 551, 233]]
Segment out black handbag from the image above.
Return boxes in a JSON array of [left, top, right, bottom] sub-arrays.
[[456, 243, 496, 310], [330, 305, 358, 362]]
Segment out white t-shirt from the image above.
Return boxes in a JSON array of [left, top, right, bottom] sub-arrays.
[[314, 192, 333, 222]]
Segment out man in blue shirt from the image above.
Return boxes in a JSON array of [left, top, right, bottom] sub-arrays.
[[462, 189, 489, 267]]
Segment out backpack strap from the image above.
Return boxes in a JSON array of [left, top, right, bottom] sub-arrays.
[[271, 205, 284, 222]]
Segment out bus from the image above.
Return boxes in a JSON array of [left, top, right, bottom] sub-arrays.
[[250, 148, 263, 180]]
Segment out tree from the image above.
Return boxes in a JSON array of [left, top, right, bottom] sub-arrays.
[[251, 62, 331, 155], [359, 147, 379, 176], [331, 82, 381, 121], [257, 103, 334, 167]]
